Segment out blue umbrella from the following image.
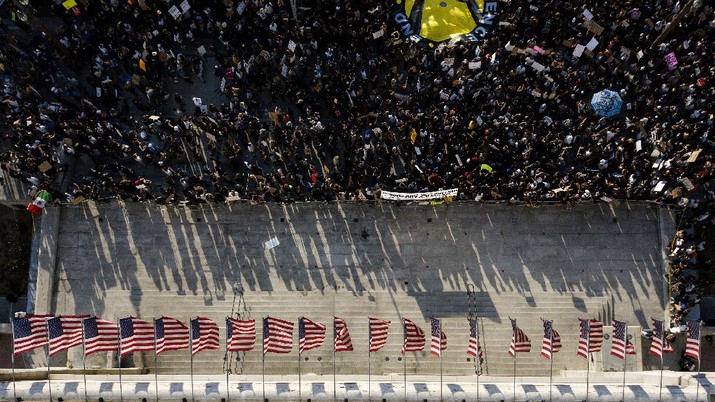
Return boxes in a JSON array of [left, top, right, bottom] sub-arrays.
[[591, 89, 623, 118]]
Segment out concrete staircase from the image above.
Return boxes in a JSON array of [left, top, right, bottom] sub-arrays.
[[35, 202, 673, 377]]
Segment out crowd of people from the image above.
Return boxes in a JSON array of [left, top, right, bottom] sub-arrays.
[[0, 0, 713, 340]]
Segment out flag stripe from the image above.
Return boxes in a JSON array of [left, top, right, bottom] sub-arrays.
[[48, 315, 89, 356], [12, 315, 54, 355], [83, 317, 119, 356], [263, 316, 294, 354], [368, 317, 390, 353], [120, 317, 155, 356], [299, 317, 326, 353], [508, 319, 531, 357], [540, 319, 561, 359], [648, 318, 673, 359], [227, 318, 255, 352], [466, 318, 483, 361], [191, 317, 220, 356], [684, 320, 700, 361], [401, 318, 425, 354], [334, 316, 353, 352], [430, 318, 447, 357], [155, 316, 189, 355]]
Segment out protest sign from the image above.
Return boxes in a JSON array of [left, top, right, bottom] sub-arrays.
[[372, 30, 384, 39], [664, 52, 678, 70], [380, 188, 459, 201], [264, 237, 280, 250], [573, 44, 585, 58], [582, 9, 593, 20], [587, 20, 604, 36], [62, 0, 77, 9], [169, 5, 181, 19], [586, 37, 598, 51], [180, 0, 191, 13], [288, 40, 297, 52]]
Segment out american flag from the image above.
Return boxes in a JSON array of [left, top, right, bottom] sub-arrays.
[[368, 317, 390, 353], [191, 317, 220, 356], [119, 317, 155, 356], [611, 320, 628, 360], [299, 317, 326, 353], [649, 318, 673, 359], [263, 316, 294, 354], [155, 316, 189, 355], [466, 318, 483, 362], [12, 314, 52, 355], [83, 317, 119, 356], [540, 319, 561, 359], [333, 316, 353, 352], [430, 318, 447, 357], [577, 318, 604, 358], [226, 317, 255, 352], [401, 318, 425, 354], [626, 339, 636, 355], [507, 318, 531, 357], [684, 320, 701, 361], [47, 315, 89, 356]]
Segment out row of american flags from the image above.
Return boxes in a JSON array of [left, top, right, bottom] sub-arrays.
[[12, 314, 701, 363]]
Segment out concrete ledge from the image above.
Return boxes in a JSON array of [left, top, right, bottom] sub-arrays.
[[0, 373, 710, 401]]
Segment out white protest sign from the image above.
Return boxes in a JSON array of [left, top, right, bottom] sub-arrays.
[[372, 30, 384, 39], [169, 5, 181, 19], [531, 61, 545, 72], [635, 140, 642, 152], [197, 45, 207, 56], [180, 0, 190, 13], [264, 237, 280, 250], [380, 188, 459, 201], [236, 2, 246, 15], [583, 9, 593, 20], [281, 64, 288, 77], [573, 44, 585, 58], [586, 37, 599, 51], [288, 40, 297, 52], [468, 61, 481, 70]]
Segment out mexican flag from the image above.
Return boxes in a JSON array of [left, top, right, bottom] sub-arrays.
[[27, 190, 52, 215]]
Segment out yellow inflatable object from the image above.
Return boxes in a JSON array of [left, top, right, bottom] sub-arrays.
[[405, 0, 481, 42]]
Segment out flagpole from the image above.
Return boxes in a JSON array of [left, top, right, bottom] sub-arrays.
[[475, 317, 480, 402], [262, 317, 265, 402], [403, 319, 407, 402], [368, 317, 371, 402], [510, 317, 516, 402], [512, 351, 516, 402], [403, 350, 407, 402], [695, 320, 702, 402], [190, 329, 195, 402], [226, 318, 230, 402], [154, 319, 159, 402], [82, 320, 89, 402], [46, 320, 52, 402], [622, 325, 627, 402], [549, 325, 554, 402], [658, 327, 664, 402], [117, 319, 123, 402], [332, 318, 336, 402], [11, 318, 18, 402], [298, 317, 302, 402], [585, 320, 590, 402], [439, 320, 443, 402]]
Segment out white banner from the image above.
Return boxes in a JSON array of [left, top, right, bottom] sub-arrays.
[[380, 188, 459, 201]]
